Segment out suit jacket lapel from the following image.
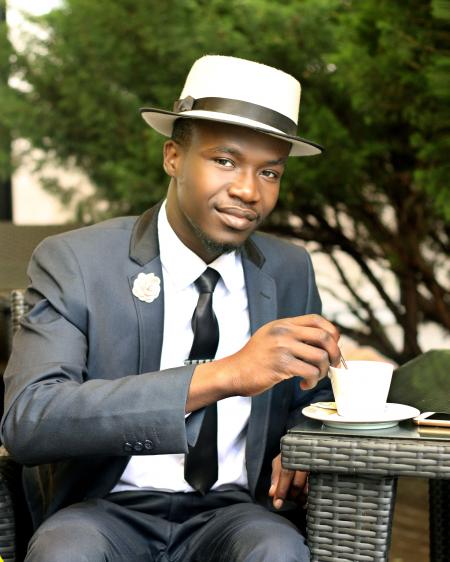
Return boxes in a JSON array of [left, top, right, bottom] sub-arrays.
[[242, 239, 279, 496], [128, 203, 165, 374]]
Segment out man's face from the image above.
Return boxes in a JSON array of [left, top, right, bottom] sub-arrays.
[[164, 120, 291, 262]]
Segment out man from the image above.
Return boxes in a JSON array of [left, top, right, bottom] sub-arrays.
[[1, 55, 339, 561]]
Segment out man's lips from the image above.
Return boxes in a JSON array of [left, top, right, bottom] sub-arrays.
[[217, 205, 258, 221], [215, 206, 259, 231]]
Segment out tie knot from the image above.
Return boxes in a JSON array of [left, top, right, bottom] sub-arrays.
[[195, 268, 220, 294]]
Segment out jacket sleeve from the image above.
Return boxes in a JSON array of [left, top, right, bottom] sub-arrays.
[[0, 236, 195, 465]]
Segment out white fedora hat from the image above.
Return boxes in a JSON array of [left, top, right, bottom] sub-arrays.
[[140, 55, 322, 157]]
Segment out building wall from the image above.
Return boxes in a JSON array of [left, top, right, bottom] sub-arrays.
[[12, 139, 94, 225]]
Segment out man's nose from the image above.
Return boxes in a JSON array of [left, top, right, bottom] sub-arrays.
[[228, 169, 260, 202]]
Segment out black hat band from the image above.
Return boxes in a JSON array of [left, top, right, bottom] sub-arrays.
[[173, 96, 297, 136]]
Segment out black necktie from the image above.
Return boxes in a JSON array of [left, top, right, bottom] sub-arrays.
[[184, 267, 220, 494]]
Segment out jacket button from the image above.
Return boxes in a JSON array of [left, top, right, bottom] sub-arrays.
[[133, 441, 144, 452], [124, 442, 133, 452], [144, 440, 154, 451]]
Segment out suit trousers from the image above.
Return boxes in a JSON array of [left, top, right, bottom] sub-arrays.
[[25, 489, 310, 562]]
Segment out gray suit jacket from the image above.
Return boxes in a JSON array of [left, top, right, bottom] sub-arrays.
[[1, 203, 331, 528]]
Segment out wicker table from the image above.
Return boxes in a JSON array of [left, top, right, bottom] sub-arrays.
[[281, 419, 450, 562]]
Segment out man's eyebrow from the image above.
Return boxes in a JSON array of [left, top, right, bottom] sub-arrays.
[[265, 157, 288, 166], [210, 146, 287, 165], [211, 146, 242, 157]]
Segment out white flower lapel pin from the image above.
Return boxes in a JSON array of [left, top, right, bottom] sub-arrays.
[[132, 272, 161, 303]]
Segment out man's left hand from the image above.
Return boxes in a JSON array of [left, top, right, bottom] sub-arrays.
[[269, 454, 308, 510]]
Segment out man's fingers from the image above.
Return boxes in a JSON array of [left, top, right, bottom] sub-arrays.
[[289, 470, 308, 499], [290, 327, 341, 366], [300, 376, 320, 391], [284, 339, 338, 390], [231, 314, 340, 397], [269, 455, 282, 497], [293, 340, 337, 376], [267, 321, 341, 378], [289, 314, 340, 343], [272, 469, 310, 509], [287, 323, 341, 388], [272, 467, 295, 509], [270, 455, 309, 510]]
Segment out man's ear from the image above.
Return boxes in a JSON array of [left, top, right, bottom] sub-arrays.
[[163, 140, 183, 177]]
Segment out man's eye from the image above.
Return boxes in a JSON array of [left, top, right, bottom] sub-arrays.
[[261, 170, 278, 179], [214, 158, 234, 167]]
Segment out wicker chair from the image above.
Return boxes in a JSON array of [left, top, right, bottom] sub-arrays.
[[0, 290, 32, 562]]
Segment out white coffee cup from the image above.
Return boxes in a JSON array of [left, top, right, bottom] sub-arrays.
[[328, 360, 394, 418]]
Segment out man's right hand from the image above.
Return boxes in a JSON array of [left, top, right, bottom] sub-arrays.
[[186, 314, 340, 412]]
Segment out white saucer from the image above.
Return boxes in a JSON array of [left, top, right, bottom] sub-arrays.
[[302, 403, 420, 430]]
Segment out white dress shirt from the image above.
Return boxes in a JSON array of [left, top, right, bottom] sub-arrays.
[[112, 202, 252, 493]]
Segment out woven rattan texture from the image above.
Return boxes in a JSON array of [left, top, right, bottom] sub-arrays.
[[429, 479, 450, 562], [282, 434, 450, 479], [306, 472, 396, 562], [2, 292, 31, 561], [10, 290, 27, 336], [0, 459, 17, 562]]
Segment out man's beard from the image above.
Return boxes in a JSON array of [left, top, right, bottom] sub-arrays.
[[188, 216, 243, 256]]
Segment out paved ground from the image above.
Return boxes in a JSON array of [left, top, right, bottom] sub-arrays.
[[390, 477, 429, 562]]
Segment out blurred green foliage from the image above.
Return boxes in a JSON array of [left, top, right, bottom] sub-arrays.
[[2, 0, 449, 362], [0, 0, 12, 184]]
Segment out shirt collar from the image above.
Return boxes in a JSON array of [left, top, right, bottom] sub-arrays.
[[158, 201, 245, 293]]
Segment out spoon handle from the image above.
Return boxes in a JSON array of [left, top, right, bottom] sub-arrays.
[[340, 351, 349, 369]]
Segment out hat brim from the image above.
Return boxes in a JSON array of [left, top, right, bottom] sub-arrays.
[[140, 108, 323, 157]]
